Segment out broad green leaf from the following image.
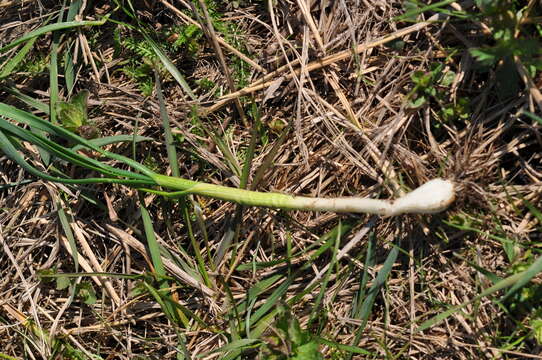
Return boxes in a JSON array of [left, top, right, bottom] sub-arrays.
[[55, 275, 71, 290], [56, 90, 89, 132]]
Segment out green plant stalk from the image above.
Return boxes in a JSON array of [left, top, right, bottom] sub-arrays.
[[0, 103, 455, 215], [150, 174, 453, 215]]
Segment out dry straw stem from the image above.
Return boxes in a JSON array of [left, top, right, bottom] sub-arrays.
[[70, 221, 121, 305], [200, 11, 451, 115]]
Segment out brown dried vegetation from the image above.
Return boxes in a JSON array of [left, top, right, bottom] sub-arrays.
[[0, 0, 541, 359]]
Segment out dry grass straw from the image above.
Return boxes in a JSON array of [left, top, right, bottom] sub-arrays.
[[0, 0, 541, 359]]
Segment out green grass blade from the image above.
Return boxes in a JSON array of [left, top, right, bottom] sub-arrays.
[[155, 69, 179, 177], [0, 128, 152, 187], [163, 296, 208, 328], [139, 194, 184, 325], [0, 19, 108, 53], [501, 254, 542, 302], [0, 179, 33, 190], [0, 110, 155, 186], [155, 69, 212, 287], [348, 243, 399, 358], [250, 125, 290, 190], [248, 225, 348, 337], [49, 2, 66, 125], [193, 202, 214, 271], [453, 253, 501, 284], [141, 281, 186, 327], [203, 125, 242, 177], [394, 0, 457, 22], [316, 337, 373, 356], [445, 217, 519, 247], [71, 134, 153, 151], [0, 128, 94, 183], [180, 198, 212, 288], [1, 86, 49, 114], [523, 199, 542, 223], [233, 274, 283, 319], [0, 352, 19, 360], [66, 0, 82, 22], [248, 277, 292, 329], [249, 239, 338, 339], [57, 202, 78, 272], [0, 118, 143, 180], [0, 102, 155, 177], [63, 45, 75, 96], [143, 33, 196, 100], [236, 222, 355, 271], [247, 274, 283, 300], [416, 269, 532, 332], [308, 220, 341, 327], [220, 105, 262, 272], [353, 233, 376, 318], [240, 102, 260, 189], [38, 271, 142, 280], [524, 111, 542, 125], [139, 195, 166, 278], [0, 37, 37, 79], [196, 339, 261, 358]]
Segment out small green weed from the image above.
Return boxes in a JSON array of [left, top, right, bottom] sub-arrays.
[[188, 0, 253, 89], [38, 269, 97, 305], [402, 0, 542, 124], [56, 90, 100, 139], [121, 60, 155, 96], [470, 0, 541, 67], [114, 32, 162, 96], [19, 53, 49, 75], [258, 303, 324, 360], [469, 0, 542, 98], [407, 62, 471, 125], [166, 24, 204, 56]]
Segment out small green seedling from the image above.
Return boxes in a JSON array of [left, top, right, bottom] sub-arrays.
[[56, 90, 100, 139]]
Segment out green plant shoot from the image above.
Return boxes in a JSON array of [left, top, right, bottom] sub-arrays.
[[55, 90, 100, 139]]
